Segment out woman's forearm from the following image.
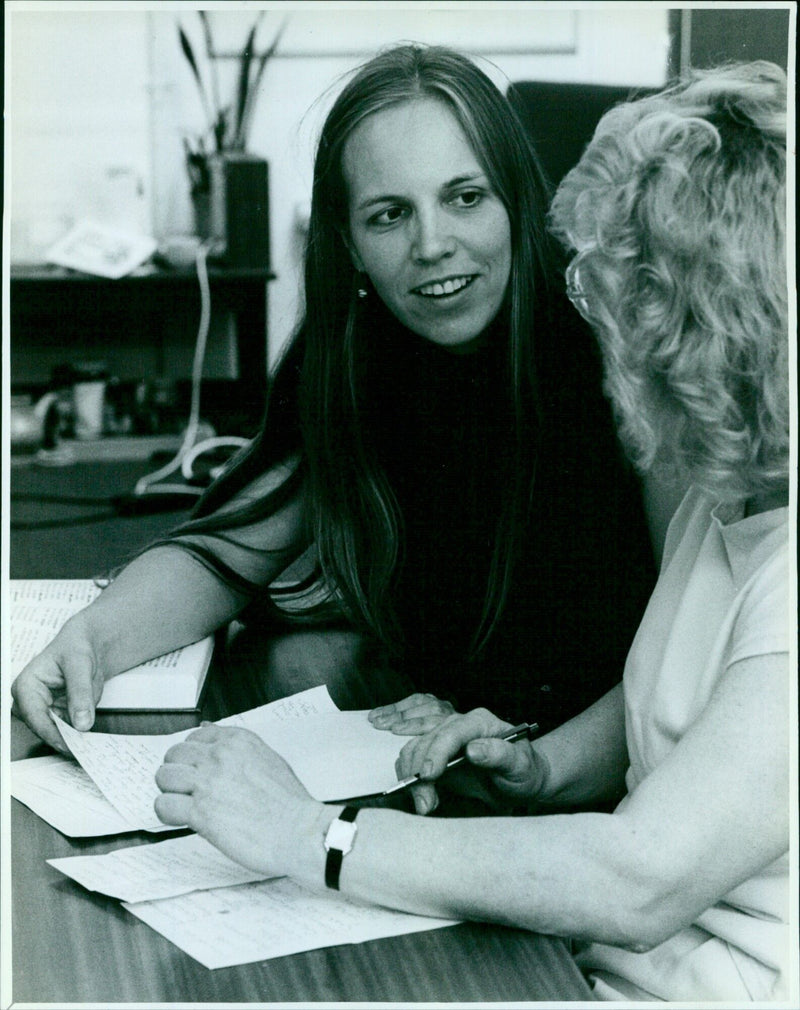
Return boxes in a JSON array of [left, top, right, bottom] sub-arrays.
[[534, 683, 628, 807], [158, 659, 787, 960], [297, 803, 651, 949], [290, 658, 787, 952], [79, 466, 309, 678], [75, 545, 249, 677]]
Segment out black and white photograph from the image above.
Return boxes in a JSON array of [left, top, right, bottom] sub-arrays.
[[2, 2, 796, 1006]]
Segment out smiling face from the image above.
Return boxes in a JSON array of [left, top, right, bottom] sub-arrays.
[[342, 98, 513, 352]]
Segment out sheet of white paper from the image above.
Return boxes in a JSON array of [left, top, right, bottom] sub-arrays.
[[124, 877, 459, 969], [8, 578, 102, 607], [217, 683, 339, 727], [53, 714, 177, 831], [48, 832, 269, 901], [10, 755, 140, 837], [46, 220, 157, 279], [9, 582, 103, 674], [50, 686, 344, 831], [235, 710, 407, 800]]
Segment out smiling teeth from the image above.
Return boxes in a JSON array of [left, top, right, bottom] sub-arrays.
[[417, 276, 472, 297]]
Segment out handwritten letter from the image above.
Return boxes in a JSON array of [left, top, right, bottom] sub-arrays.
[[48, 833, 269, 901], [124, 877, 459, 968]]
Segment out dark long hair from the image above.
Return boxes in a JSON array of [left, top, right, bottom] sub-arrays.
[[170, 43, 554, 654]]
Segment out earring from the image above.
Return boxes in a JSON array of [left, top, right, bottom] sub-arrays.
[[357, 287, 368, 299], [356, 272, 368, 299]]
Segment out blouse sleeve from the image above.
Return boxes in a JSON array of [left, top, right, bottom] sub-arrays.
[[729, 540, 791, 666]]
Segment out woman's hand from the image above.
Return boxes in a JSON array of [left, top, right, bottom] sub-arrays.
[[395, 708, 550, 815], [369, 693, 456, 735], [155, 724, 324, 875], [11, 616, 105, 753]]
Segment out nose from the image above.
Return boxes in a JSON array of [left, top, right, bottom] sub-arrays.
[[411, 206, 456, 264]]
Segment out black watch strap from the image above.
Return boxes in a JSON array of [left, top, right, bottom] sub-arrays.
[[324, 805, 359, 890]]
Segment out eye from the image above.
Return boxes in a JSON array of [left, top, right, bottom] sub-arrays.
[[368, 205, 407, 227], [450, 189, 484, 209]]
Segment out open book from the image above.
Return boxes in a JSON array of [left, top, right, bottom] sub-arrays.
[[9, 580, 214, 721]]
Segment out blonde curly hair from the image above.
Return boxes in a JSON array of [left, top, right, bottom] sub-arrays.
[[549, 62, 788, 504]]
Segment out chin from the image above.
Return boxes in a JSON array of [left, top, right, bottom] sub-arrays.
[[422, 324, 494, 353]]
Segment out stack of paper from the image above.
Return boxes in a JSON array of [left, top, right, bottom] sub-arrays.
[[48, 834, 268, 902], [124, 879, 459, 970], [11, 686, 460, 966], [10, 755, 170, 837]]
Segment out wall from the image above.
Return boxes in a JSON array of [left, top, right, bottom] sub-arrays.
[[8, 10, 152, 261], [151, 6, 671, 362], [7, 6, 671, 374], [683, 7, 791, 70]]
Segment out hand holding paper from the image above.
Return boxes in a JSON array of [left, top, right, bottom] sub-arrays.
[[39, 688, 407, 837], [10, 580, 215, 750], [10, 581, 110, 750], [17, 686, 460, 970], [53, 714, 176, 831], [156, 724, 315, 875]]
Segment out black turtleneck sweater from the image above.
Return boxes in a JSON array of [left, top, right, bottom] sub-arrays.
[[365, 297, 655, 732]]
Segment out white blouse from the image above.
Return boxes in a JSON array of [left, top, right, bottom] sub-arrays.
[[577, 486, 791, 1002]]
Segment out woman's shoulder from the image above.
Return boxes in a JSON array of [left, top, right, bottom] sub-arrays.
[[662, 485, 789, 585]]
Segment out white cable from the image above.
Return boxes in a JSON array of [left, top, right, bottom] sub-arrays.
[[132, 483, 204, 496], [134, 242, 214, 496], [180, 434, 250, 482]]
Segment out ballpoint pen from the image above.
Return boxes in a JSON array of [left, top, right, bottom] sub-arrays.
[[382, 721, 539, 795]]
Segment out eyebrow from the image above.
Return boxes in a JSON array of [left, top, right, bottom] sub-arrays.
[[354, 172, 488, 212]]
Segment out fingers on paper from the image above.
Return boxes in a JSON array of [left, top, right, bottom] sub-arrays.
[[11, 668, 72, 754], [155, 762, 197, 794], [12, 691, 62, 753], [65, 686, 98, 734], [59, 651, 104, 733], [162, 740, 209, 767], [153, 791, 192, 826], [409, 781, 439, 816], [369, 693, 455, 735]]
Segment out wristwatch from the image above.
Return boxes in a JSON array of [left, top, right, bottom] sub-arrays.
[[323, 806, 359, 890]]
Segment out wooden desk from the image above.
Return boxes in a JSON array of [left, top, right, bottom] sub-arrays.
[[10, 717, 594, 1003], [9, 459, 593, 1002]]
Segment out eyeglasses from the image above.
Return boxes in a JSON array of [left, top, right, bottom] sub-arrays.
[[565, 260, 592, 320]]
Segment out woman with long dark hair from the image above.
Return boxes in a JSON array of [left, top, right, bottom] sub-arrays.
[[13, 44, 652, 752]]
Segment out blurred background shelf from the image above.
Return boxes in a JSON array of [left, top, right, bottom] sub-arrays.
[[10, 263, 274, 437], [10, 434, 185, 466]]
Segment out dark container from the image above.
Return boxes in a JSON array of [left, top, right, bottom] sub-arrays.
[[209, 152, 270, 269]]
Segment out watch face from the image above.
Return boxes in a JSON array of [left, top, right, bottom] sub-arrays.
[[325, 817, 358, 855]]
